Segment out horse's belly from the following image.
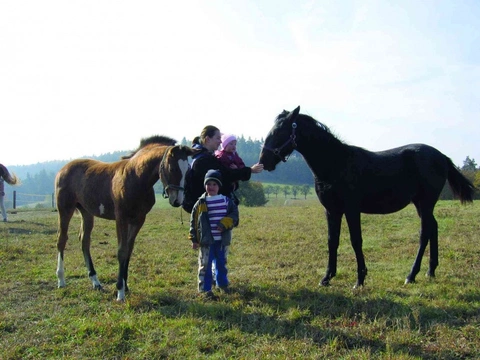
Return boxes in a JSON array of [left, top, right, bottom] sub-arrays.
[[361, 194, 411, 214], [319, 187, 413, 215], [83, 201, 116, 219]]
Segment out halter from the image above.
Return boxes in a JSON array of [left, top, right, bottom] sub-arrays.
[[262, 122, 297, 162], [160, 147, 184, 199]]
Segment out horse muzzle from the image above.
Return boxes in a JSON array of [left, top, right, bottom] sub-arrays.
[[258, 156, 277, 172]]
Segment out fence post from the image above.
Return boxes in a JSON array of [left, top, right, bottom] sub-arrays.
[[52, 193, 55, 209], [13, 190, 16, 209]]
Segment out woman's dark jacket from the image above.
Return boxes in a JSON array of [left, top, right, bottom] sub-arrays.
[[190, 147, 252, 202]]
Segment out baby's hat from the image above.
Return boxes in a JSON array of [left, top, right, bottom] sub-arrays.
[[221, 134, 236, 150], [204, 169, 223, 187]]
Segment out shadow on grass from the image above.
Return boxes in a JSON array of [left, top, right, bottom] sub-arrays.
[[6, 227, 57, 235], [125, 284, 475, 359], [4, 218, 57, 235]]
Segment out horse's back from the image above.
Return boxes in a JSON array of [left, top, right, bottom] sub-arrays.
[[55, 159, 121, 218], [370, 143, 448, 180], [320, 143, 450, 215], [374, 143, 444, 162], [56, 159, 115, 190]]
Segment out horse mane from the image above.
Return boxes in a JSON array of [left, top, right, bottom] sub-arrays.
[[276, 111, 345, 149], [276, 110, 331, 133], [298, 113, 351, 148], [139, 135, 177, 147], [122, 135, 177, 159], [296, 113, 332, 134]]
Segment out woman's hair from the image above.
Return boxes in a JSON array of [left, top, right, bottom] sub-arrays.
[[191, 136, 201, 146], [199, 125, 220, 145]]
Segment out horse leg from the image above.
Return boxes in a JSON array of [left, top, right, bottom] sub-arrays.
[[320, 211, 342, 286], [405, 209, 435, 284], [426, 215, 439, 278], [123, 221, 145, 293], [115, 217, 145, 301], [78, 208, 101, 289], [56, 205, 76, 288], [345, 211, 368, 288], [115, 218, 128, 301]]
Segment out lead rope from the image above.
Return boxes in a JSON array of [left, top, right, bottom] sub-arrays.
[[180, 207, 184, 225]]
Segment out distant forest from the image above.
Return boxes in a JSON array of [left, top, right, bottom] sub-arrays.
[[4, 136, 480, 204]]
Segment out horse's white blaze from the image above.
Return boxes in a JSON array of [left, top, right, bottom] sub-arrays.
[[177, 159, 189, 203], [116, 279, 126, 301], [56, 253, 66, 288], [90, 274, 101, 288], [99, 203, 105, 215]]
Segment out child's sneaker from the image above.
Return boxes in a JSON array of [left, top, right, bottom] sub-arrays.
[[199, 291, 217, 300], [219, 286, 230, 294]]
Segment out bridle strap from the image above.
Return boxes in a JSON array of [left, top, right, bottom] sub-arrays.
[[160, 147, 185, 198], [262, 122, 297, 162]]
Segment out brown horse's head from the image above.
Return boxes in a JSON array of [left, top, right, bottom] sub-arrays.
[[160, 145, 198, 207]]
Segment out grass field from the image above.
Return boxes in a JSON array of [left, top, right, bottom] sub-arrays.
[[1, 199, 479, 359]]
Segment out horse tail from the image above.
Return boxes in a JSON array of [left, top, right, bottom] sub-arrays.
[[0, 164, 20, 186], [446, 158, 476, 204]]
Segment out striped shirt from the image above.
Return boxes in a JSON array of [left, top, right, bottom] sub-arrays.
[[205, 195, 228, 241]]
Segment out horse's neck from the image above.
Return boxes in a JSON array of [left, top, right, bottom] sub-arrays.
[[297, 132, 349, 182], [130, 153, 164, 186]]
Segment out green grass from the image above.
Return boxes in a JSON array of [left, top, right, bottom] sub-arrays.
[[1, 200, 479, 359]]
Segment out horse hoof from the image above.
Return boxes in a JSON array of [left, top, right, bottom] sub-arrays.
[[404, 278, 415, 285], [319, 280, 330, 287]]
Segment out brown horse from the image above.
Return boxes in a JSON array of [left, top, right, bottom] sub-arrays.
[[55, 136, 195, 301]]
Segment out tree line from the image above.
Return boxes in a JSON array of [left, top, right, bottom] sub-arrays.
[[5, 138, 480, 202]]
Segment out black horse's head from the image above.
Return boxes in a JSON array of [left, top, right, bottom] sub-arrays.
[[259, 106, 300, 171]]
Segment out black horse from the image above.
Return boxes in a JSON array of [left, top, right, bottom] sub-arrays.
[[259, 106, 475, 288]]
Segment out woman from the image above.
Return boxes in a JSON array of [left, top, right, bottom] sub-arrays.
[[0, 164, 20, 222], [184, 126, 263, 213]]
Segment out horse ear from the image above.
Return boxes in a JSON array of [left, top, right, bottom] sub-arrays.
[[287, 106, 300, 121], [292, 106, 300, 117]]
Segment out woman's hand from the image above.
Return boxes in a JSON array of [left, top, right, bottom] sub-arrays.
[[250, 163, 264, 173]]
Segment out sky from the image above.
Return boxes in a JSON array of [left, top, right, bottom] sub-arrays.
[[1, 0, 479, 167]]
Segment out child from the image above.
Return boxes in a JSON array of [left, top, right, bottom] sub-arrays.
[[189, 169, 239, 298], [215, 134, 245, 204], [215, 134, 245, 180]]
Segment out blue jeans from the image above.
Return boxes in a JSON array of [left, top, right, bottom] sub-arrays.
[[198, 241, 229, 292], [0, 195, 7, 221]]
